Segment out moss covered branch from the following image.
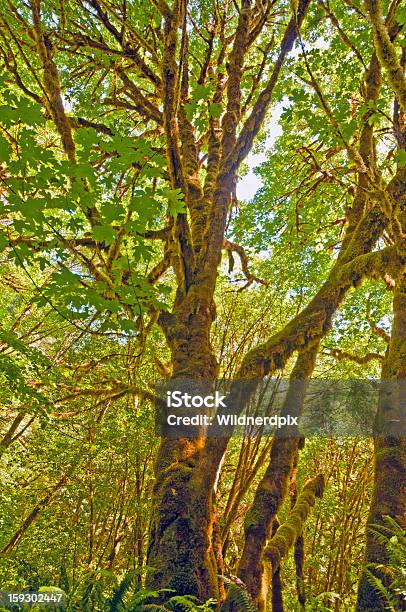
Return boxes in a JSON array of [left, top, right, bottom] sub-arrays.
[[365, 0, 406, 111], [236, 344, 319, 609], [240, 245, 400, 380], [263, 473, 325, 573], [30, 0, 76, 163], [223, 238, 269, 288], [325, 348, 384, 364]]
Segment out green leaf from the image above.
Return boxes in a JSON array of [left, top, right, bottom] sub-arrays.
[[396, 5, 406, 26], [92, 224, 116, 245], [119, 319, 138, 332], [130, 189, 161, 221], [19, 100, 44, 125], [73, 163, 96, 182], [192, 83, 212, 101], [394, 149, 406, 167], [0, 133, 11, 161], [101, 201, 125, 223], [341, 119, 357, 140], [75, 127, 98, 148], [0, 233, 9, 251], [163, 187, 186, 217], [208, 103, 222, 119], [184, 102, 197, 121]]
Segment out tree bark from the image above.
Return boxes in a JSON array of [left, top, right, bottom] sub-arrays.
[[235, 343, 319, 609], [270, 518, 284, 612], [146, 304, 221, 600], [357, 272, 406, 611]]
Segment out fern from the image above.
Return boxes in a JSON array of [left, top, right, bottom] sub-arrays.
[[165, 595, 216, 610], [124, 589, 173, 612], [80, 577, 95, 612], [364, 569, 397, 612], [222, 577, 257, 612], [109, 571, 138, 611], [365, 516, 406, 610], [123, 591, 216, 611], [126, 588, 169, 610]]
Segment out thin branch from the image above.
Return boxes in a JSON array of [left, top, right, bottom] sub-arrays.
[[317, 0, 367, 69], [223, 238, 269, 288], [324, 347, 384, 364]]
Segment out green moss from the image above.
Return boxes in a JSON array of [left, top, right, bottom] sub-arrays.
[[264, 474, 325, 572]]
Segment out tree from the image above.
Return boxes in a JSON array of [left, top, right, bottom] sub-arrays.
[[0, 0, 404, 609]]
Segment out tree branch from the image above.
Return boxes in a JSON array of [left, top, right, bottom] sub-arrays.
[[365, 0, 406, 112], [30, 0, 76, 162], [263, 473, 325, 572], [223, 238, 269, 288], [232, 0, 311, 172], [236, 343, 319, 608], [325, 347, 385, 364]]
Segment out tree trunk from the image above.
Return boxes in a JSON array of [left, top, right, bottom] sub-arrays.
[[146, 300, 221, 600], [147, 459, 220, 600], [234, 345, 318, 610], [270, 518, 284, 612], [357, 273, 406, 611]]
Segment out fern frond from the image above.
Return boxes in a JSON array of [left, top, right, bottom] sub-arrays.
[[364, 568, 397, 612], [80, 577, 95, 612], [126, 588, 174, 611], [222, 577, 257, 612], [165, 594, 201, 610], [109, 571, 138, 611]]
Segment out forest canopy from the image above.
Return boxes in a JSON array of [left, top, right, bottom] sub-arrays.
[[0, 0, 405, 610]]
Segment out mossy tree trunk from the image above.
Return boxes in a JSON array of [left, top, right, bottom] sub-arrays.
[[146, 299, 221, 599], [357, 273, 406, 612], [235, 344, 319, 609], [146, 0, 313, 599]]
